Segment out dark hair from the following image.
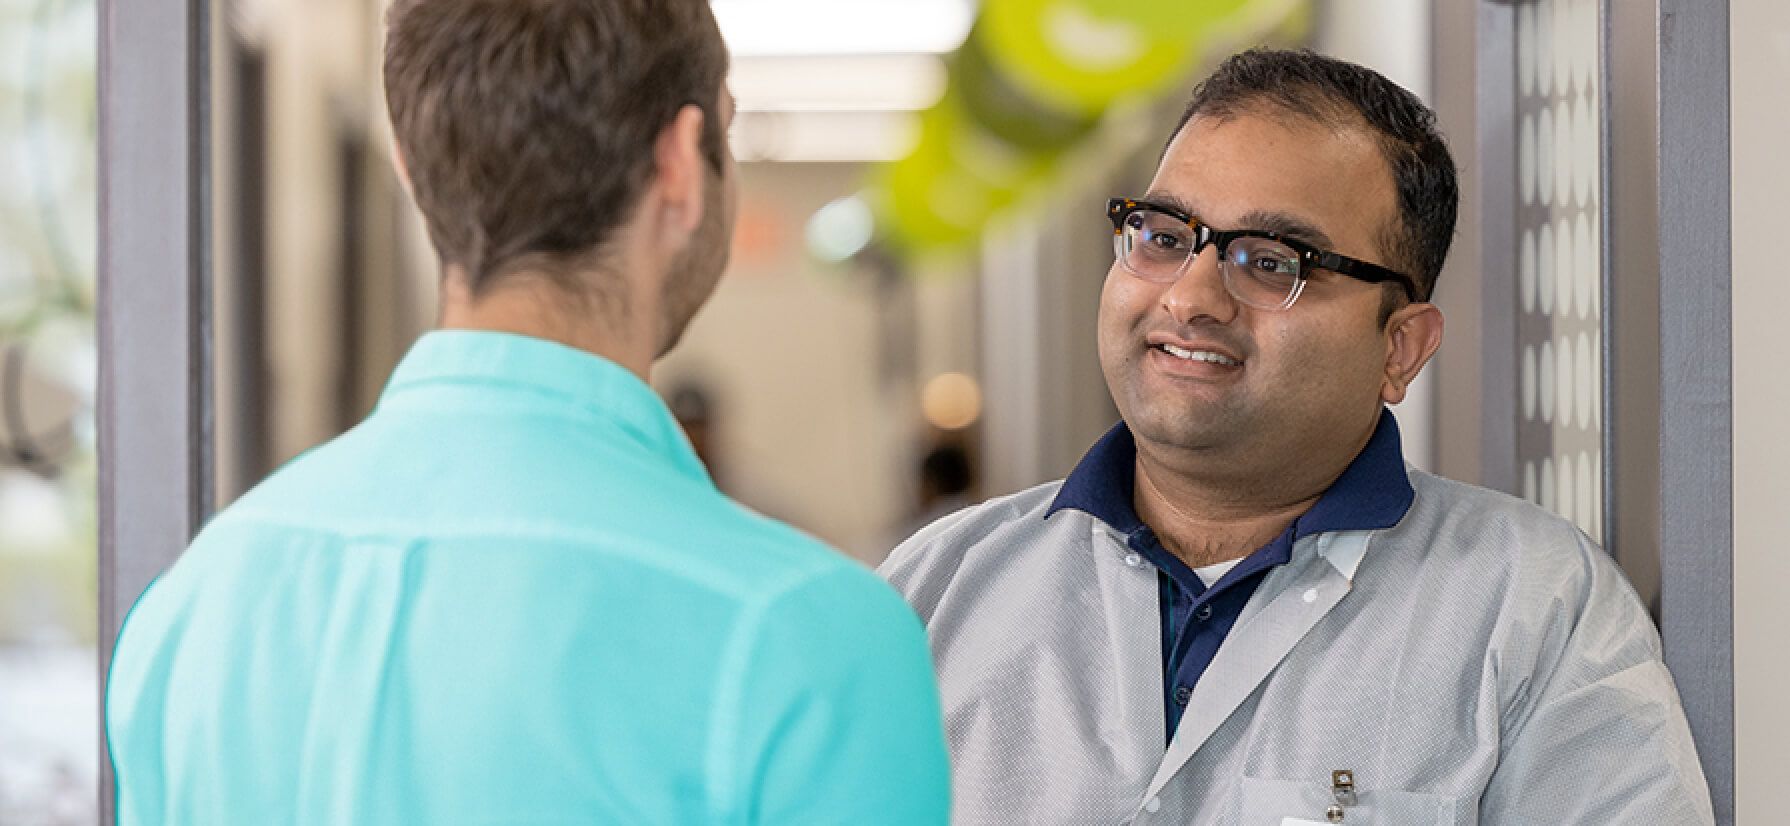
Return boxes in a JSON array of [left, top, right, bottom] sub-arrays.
[[1170, 49, 1458, 303], [667, 382, 714, 424], [920, 444, 973, 498], [384, 0, 728, 294]]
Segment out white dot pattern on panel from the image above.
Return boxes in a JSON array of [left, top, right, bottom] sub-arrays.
[[1520, 229, 1538, 312], [1537, 223, 1555, 315], [1518, 3, 1537, 96], [1537, 107, 1555, 207], [1575, 214, 1595, 319], [1538, 340, 1555, 424], [1521, 345, 1537, 422], [1555, 216, 1575, 319], [1554, 0, 1576, 93], [1557, 453, 1576, 522], [1536, 1, 1554, 96], [1540, 457, 1556, 512], [1516, 0, 1607, 543], [1576, 102, 1597, 207], [1520, 115, 1538, 207], [1577, 451, 1595, 529], [1577, 331, 1595, 430], [1554, 100, 1575, 208], [1557, 333, 1575, 429]]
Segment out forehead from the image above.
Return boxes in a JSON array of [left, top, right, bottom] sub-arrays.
[[1149, 111, 1398, 257]]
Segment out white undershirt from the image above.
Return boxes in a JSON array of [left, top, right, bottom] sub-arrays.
[[1193, 557, 1245, 587]]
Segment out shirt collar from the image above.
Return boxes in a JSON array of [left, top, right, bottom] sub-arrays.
[[1047, 407, 1414, 540], [378, 330, 710, 484]]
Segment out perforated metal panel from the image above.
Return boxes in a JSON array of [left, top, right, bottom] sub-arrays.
[[1512, 0, 1605, 543]]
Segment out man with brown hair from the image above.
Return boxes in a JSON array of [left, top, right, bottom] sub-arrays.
[[105, 1, 949, 822]]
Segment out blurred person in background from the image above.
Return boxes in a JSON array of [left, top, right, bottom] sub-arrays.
[[104, 0, 948, 822], [665, 379, 803, 529], [893, 438, 977, 544], [882, 49, 1710, 824], [667, 381, 722, 482]]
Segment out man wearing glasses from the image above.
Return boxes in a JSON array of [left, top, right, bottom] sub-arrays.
[[882, 49, 1711, 824]]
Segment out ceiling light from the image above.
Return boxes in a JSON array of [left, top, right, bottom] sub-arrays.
[[712, 0, 976, 57], [731, 55, 949, 113]]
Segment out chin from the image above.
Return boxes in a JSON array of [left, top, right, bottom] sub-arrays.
[[1126, 400, 1236, 452]]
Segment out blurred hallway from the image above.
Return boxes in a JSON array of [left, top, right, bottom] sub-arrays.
[[1, 0, 1786, 822]]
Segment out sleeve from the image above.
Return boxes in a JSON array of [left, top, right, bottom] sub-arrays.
[[878, 502, 989, 623], [877, 526, 939, 616], [1478, 533, 1714, 824], [724, 566, 951, 825]]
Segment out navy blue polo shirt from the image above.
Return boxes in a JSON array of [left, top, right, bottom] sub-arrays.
[[1046, 408, 1414, 742]]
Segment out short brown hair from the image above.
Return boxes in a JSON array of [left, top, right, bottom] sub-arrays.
[[384, 0, 728, 293]]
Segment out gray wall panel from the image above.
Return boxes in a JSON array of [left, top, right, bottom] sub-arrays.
[[1476, 1, 1519, 496], [1431, 0, 1486, 487], [1656, 0, 1734, 820]]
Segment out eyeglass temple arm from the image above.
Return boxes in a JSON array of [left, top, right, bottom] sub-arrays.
[[1315, 252, 1421, 301]]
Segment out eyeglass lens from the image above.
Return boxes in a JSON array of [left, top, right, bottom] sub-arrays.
[[1116, 208, 1306, 310]]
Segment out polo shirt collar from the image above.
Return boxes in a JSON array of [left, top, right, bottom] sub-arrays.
[[1047, 407, 1414, 543], [379, 330, 710, 484]]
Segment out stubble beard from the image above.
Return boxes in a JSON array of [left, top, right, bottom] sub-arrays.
[[657, 172, 730, 358]]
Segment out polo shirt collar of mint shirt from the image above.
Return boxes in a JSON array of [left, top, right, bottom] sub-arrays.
[[380, 329, 711, 484]]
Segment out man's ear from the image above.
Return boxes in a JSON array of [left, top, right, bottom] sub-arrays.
[[391, 138, 416, 199], [1380, 301, 1445, 405], [649, 104, 709, 239]]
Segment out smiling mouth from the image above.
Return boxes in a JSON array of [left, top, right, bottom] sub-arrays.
[[1154, 342, 1241, 367]]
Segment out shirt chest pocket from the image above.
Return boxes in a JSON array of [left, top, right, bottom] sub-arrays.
[[1238, 776, 1469, 826]]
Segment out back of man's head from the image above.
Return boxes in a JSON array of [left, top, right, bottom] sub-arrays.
[[384, 0, 728, 295], [1170, 49, 1458, 303]]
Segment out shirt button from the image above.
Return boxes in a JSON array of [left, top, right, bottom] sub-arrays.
[[1195, 603, 1214, 622], [1303, 587, 1319, 603], [1124, 553, 1143, 568], [1145, 796, 1162, 813], [1174, 684, 1192, 706]]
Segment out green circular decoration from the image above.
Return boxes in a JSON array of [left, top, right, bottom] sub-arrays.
[[878, 139, 1011, 252], [979, 0, 1251, 113], [875, 95, 1054, 252], [953, 30, 1102, 154]]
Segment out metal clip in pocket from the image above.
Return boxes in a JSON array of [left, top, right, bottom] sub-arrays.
[[1326, 769, 1357, 823]]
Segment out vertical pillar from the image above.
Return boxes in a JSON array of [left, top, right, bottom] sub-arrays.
[[96, 0, 211, 820], [1655, 0, 1733, 820]]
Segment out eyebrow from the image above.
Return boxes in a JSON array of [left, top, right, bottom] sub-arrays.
[[1235, 209, 1335, 250], [1142, 191, 1201, 220], [1143, 192, 1336, 250]]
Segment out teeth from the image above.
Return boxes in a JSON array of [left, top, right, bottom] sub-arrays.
[[1160, 343, 1239, 366]]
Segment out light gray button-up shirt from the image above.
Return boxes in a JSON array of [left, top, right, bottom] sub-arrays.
[[881, 465, 1713, 825]]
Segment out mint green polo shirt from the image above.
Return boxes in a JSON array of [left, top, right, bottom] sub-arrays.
[[106, 331, 949, 824]]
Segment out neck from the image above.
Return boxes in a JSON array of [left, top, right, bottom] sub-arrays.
[[437, 271, 657, 380], [1131, 425, 1373, 569]]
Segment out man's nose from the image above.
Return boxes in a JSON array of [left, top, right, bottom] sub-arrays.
[[1159, 247, 1239, 326]]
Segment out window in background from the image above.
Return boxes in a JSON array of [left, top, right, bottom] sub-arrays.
[[0, 0, 100, 822]]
